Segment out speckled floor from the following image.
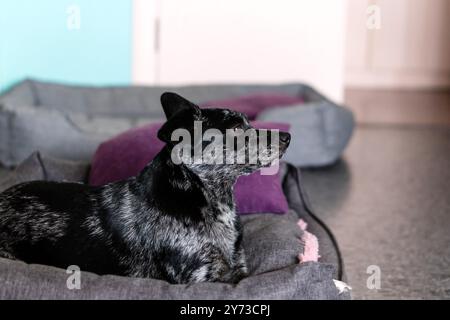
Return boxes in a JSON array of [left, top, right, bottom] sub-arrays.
[[302, 125, 450, 299]]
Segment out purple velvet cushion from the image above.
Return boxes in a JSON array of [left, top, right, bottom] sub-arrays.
[[199, 93, 304, 120], [89, 121, 290, 214]]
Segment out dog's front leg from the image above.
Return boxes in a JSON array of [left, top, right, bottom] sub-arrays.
[[218, 247, 249, 284], [235, 247, 248, 274], [220, 267, 247, 284], [0, 247, 17, 260], [190, 245, 246, 284], [230, 247, 249, 283]]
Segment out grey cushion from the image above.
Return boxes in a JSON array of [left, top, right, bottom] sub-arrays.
[[0, 153, 349, 299], [0, 152, 89, 192], [0, 79, 354, 167], [0, 152, 47, 191], [0, 153, 346, 281], [19, 80, 306, 116], [0, 104, 158, 166], [241, 211, 301, 275], [258, 102, 354, 167], [0, 258, 342, 300], [0, 166, 8, 179], [281, 164, 345, 281]]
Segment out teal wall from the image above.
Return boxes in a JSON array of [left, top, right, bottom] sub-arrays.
[[0, 0, 132, 93]]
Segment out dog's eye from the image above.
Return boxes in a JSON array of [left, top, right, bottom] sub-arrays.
[[230, 123, 242, 131]]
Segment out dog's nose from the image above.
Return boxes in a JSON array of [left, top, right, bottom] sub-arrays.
[[279, 132, 291, 144]]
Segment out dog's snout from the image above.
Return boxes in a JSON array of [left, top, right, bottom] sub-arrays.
[[279, 132, 291, 145]]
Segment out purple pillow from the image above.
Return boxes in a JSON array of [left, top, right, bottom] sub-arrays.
[[199, 93, 304, 120], [89, 121, 290, 215]]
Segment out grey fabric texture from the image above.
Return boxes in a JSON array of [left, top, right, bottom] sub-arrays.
[[0, 154, 349, 299], [0, 152, 46, 192], [0, 79, 354, 167], [0, 104, 147, 166], [0, 79, 36, 107], [36, 153, 90, 183], [241, 210, 302, 275], [0, 166, 8, 179], [0, 258, 341, 300], [258, 102, 354, 167], [26, 80, 306, 116], [0, 152, 89, 192], [281, 164, 343, 281]]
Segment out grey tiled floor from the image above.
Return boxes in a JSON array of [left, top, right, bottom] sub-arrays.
[[302, 125, 450, 299]]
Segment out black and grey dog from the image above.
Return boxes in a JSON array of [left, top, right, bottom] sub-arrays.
[[0, 92, 290, 284]]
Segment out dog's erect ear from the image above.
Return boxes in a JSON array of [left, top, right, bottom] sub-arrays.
[[160, 92, 200, 119], [158, 92, 201, 143]]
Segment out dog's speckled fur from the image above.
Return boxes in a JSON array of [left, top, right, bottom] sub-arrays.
[[0, 93, 290, 284]]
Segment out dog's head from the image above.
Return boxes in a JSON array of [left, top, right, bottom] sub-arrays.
[[158, 92, 290, 178]]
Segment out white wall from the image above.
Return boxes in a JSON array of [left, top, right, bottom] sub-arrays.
[[132, 0, 158, 85], [346, 0, 450, 89], [132, 0, 347, 102]]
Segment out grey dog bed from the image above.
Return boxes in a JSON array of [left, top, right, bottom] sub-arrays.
[[0, 79, 354, 168], [0, 153, 349, 299]]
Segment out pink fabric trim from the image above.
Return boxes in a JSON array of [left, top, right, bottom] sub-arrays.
[[297, 219, 320, 263]]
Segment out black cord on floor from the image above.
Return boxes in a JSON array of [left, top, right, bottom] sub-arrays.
[[291, 164, 344, 281]]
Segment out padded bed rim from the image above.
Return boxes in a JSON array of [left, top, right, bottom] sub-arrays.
[[282, 163, 344, 281]]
